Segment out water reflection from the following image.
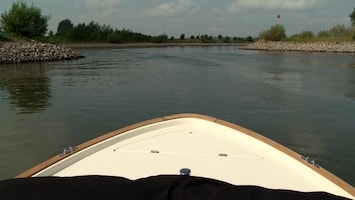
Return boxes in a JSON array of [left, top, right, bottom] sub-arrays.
[[258, 52, 285, 82], [345, 80, 355, 98], [345, 66, 355, 99], [0, 63, 51, 114]]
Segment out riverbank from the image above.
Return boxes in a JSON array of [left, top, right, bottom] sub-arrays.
[[2, 41, 354, 65], [0, 42, 84, 64], [241, 41, 355, 53], [0, 42, 246, 64], [61, 42, 246, 49]]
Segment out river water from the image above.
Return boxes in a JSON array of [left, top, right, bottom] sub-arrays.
[[0, 46, 354, 186]]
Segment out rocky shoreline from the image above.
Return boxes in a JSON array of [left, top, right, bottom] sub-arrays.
[[0, 42, 84, 64], [1, 41, 354, 64], [241, 41, 355, 53]]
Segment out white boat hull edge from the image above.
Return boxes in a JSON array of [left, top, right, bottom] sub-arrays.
[[17, 113, 355, 199]]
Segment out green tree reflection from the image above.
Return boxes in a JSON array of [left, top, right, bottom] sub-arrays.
[[0, 63, 51, 114]]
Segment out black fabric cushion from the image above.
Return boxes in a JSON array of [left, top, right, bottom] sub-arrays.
[[0, 175, 351, 200]]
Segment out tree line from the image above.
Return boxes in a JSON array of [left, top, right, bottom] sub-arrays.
[[0, 2, 164, 43], [0, 2, 253, 43], [51, 19, 253, 43], [53, 19, 154, 43], [3, 2, 353, 43], [259, 8, 355, 42], [0, 2, 252, 44]]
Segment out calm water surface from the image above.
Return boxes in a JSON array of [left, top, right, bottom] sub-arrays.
[[0, 46, 354, 185]]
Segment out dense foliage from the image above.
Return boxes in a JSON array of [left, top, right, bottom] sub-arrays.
[[180, 33, 185, 40], [257, 8, 355, 42], [56, 19, 73, 37], [288, 31, 315, 42], [54, 19, 152, 43], [259, 25, 286, 41], [50, 19, 252, 44], [288, 24, 355, 42], [0, 2, 49, 37]]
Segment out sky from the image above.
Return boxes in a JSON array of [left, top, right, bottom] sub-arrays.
[[0, 0, 354, 37]]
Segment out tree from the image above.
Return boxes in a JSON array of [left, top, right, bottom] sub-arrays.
[[223, 36, 230, 43], [0, 2, 50, 37], [69, 22, 87, 41], [66, 20, 151, 43], [200, 34, 211, 42], [180, 33, 185, 40], [56, 19, 73, 37], [107, 32, 122, 43], [245, 36, 254, 42], [328, 24, 349, 38], [259, 24, 286, 41], [350, 8, 355, 26]]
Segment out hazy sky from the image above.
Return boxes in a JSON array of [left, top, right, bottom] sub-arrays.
[[1, 0, 354, 37]]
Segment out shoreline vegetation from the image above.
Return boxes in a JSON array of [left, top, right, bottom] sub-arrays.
[[1, 2, 355, 64]]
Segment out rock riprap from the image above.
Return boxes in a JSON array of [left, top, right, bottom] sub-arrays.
[[0, 42, 84, 64], [241, 41, 355, 53]]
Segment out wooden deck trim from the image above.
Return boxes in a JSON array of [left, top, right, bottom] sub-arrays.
[[16, 113, 355, 197], [212, 117, 355, 197]]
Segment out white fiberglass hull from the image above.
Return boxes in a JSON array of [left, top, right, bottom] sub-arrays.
[[17, 113, 354, 199]]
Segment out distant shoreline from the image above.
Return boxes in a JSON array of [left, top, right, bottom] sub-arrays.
[[241, 41, 355, 53], [60, 42, 247, 49], [2, 41, 354, 64], [62, 42, 355, 54]]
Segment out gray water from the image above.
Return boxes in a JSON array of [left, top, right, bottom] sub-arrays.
[[0, 46, 354, 186]]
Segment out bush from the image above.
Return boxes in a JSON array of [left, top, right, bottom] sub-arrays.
[[300, 31, 314, 39], [259, 25, 286, 41], [289, 31, 315, 42], [328, 24, 350, 38], [317, 30, 329, 38], [0, 2, 49, 37]]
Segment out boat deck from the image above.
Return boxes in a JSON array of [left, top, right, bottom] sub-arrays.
[[19, 114, 354, 199]]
